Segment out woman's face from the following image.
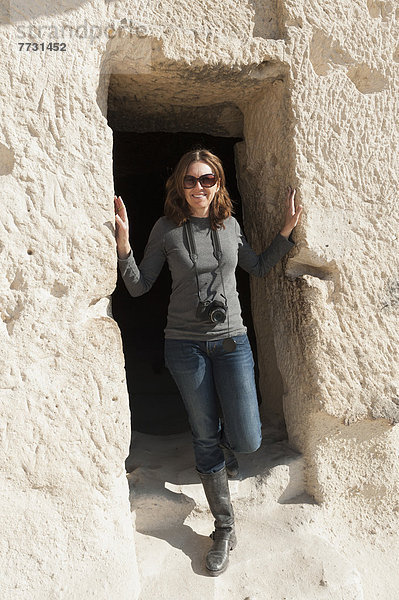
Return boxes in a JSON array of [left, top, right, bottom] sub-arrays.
[[183, 161, 219, 218]]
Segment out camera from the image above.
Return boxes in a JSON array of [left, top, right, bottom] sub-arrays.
[[196, 299, 227, 324]]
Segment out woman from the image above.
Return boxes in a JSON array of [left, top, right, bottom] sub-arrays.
[[114, 148, 302, 576]]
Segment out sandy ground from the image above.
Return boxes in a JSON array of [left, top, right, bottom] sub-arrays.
[[126, 427, 398, 600]]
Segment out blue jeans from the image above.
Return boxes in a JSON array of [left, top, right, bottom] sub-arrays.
[[164, 334, 262, 474]]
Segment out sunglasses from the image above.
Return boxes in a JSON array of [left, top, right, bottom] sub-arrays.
[[183, 173, 217, 189]]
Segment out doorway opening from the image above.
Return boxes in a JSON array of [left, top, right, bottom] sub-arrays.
[[101, 44, 292, 443], [111, 131, 260, 436]]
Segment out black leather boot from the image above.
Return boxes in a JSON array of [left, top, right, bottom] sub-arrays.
[[220, 445, 240, 478], [198, 466, 237, 576]]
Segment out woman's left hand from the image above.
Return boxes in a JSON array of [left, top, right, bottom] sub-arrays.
[[280, 186, 303, 239]]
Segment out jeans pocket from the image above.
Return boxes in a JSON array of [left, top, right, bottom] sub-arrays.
[[231, 334, 248, 346]]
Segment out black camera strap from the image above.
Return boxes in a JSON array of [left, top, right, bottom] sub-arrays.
[[184, 220, 236, 352], [184, 220, 225, 300], [184, 220, 203, 303]]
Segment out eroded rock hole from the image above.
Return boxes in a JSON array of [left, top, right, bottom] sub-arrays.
[[111, 131, 260, 436]]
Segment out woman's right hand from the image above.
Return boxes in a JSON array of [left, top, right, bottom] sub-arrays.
[[114, 195, 132, 259]]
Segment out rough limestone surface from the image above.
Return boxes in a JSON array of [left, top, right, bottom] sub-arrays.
[[274, 0, 399, 518], [0, 1, 398, 599], [0, 2, 139, 598]]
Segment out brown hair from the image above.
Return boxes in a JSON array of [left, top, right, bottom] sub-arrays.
[[164, 149, 234, 230]]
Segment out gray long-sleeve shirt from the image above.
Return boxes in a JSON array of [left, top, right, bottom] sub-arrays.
[[117, 215, 294, 341]]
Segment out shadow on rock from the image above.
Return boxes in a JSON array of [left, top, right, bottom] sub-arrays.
[[128, 469, 211, 576]]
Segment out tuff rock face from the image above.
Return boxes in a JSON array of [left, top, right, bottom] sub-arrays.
[[0, 1, 398, 598]]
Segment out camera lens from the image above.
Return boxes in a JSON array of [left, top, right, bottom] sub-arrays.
[[209, 307, 226, 323]]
